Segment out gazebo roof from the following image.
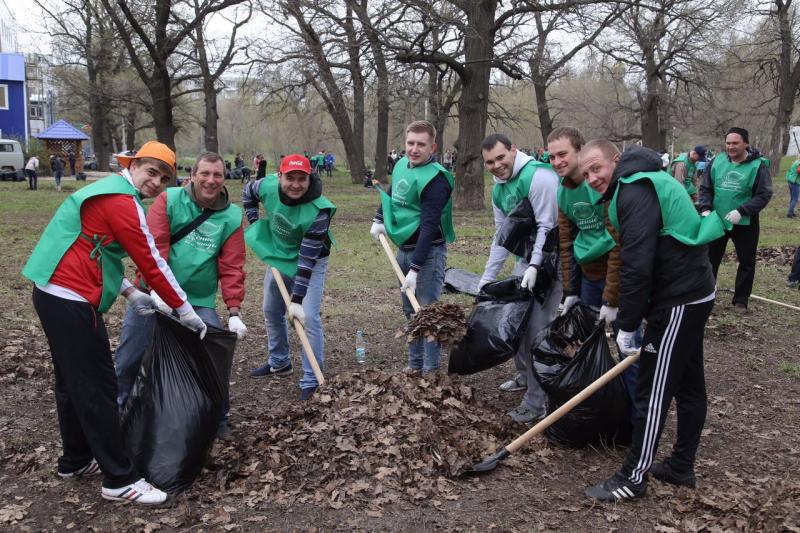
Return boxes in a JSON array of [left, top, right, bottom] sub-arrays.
[[34, 119, 90, 141]]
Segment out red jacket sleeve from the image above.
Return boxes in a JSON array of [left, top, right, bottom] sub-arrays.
[[146, 193, 171, 263], [218, 224, 246, 309]]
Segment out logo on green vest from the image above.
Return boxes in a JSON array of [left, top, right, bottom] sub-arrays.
[[719, 171, 745, 192], [272, 212, 299, 240], [573, 201, 603, 230], [393, 179, 411, 205], [503, 195, 519, 213], [187, 220, 222, 253]]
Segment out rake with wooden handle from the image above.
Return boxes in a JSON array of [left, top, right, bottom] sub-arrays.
[[377, 233, 421, 312], [270, 266, 325, 386]]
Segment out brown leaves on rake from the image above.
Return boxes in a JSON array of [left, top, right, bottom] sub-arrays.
[[205, 370, 510, 510], [398, 302, 467, 347]]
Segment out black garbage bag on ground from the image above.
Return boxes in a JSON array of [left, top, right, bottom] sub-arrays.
[[448, 277, 533, 375], [531, 303, 598, 364], [494, 198, 559, 300], [443, 267, 482, 296], [532, 314, 631, 448], [122, 312, 236, 494]]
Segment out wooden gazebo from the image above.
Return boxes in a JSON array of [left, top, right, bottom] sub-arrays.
[[34, 119, 90, 172]]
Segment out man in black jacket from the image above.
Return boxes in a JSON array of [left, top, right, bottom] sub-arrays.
[[580, 141, 717, 502], [699, 127, 772, 312]]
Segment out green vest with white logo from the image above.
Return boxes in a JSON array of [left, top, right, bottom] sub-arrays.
[[245, 174, 336, 277], [608, 170, 731, 246], [669, 152, 697, 195], [787, 160, 800, 185], [710, 155, 760, 226], [557, 179, 616, 264], [166, 187, 242, 308], [22, 174, 140, 312], [380, 157, 455, 246], [492, 159, 550, 215]]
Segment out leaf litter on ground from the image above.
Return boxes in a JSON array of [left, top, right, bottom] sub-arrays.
[[398, 302, 468, 347]]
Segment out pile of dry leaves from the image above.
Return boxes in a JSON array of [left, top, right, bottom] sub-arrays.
[[205, 370, 511, 511], [400, 302, 467, 347], [727, 245, 797, 266]]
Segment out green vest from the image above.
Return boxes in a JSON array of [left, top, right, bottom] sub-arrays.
[[669, 153, 697, 195], [245, 174, 336, 277], [165, 187, 242, 308], [492, 159, 550, 215], [787, 160, 800, 185], [608, 171, 731, 246], [557, 179, 616, 264], [380, 157, 455, 246], [22, 174, 140, 313], [710, 155, 761, 225]]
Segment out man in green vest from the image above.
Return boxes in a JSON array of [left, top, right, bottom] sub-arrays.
[[580, 141, 723, 503], [370, 120, 454, 375], [244, 154, 335, 401], [22, 141, 208, 504], [114, 152, 247, 440], [699, 127, 773, 313], [786, 158, 799, 218], [477, 133, 562, 424], [669, 145, 706, 201]]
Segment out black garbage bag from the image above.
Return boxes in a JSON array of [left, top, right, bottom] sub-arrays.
[[494, 198, 559, 300], [122, 312, 236, 494], [532, 318, 631, 448], [448, 277, 533, 375], [531, 303, 598, 365], [443, 267, 482, 296]]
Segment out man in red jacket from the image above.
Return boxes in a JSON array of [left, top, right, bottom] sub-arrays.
[[22, 141, 206, 505]]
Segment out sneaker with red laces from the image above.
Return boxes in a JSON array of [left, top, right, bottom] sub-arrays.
[[101, 478, 167, 504], [57, 458, 102, 479]]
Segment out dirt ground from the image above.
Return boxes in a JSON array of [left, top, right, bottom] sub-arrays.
[[1, 180, 799, 531]]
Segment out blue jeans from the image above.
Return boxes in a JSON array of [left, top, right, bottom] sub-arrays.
[[580, 277, 605, 308], [397, 244, 446, 372], [54, 171, 63, 187], [263, 256, 329, 389], [114, 305, 226, 418], [789, 182, 800, 216]]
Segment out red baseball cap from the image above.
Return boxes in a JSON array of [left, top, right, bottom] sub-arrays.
[[279, 154, 311, 175]]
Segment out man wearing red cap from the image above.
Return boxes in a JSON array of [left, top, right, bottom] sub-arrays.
[[22, 141, 207, 504], [243, 154, 336, 401]]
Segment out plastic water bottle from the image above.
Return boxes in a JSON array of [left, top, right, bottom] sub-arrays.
[[355, 330, 366, 364]]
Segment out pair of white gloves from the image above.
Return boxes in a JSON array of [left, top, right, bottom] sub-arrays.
[[701, 209, 742, 225], [477, 265, 539, 293], [370, 221, 419, 294], [561, 294, 618, 323], [125, 290, 248, 340]]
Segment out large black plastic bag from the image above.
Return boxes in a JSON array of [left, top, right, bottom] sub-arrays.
[[122, 312, 236, 494], [531, 303, 598, 365], [448, 277, 533, 375], [443, 267, 482, 296], [532, 318, 631, 448]]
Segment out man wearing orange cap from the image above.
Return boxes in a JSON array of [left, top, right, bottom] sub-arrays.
[[22, 141, 206, 505]]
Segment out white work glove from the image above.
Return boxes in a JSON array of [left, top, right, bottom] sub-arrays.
[[477, 277, 491, 291], [126, 290, 155, 316], [616, 329, 639, 356], [520, 265, 538, 292], [287, 302, 306, 326], [700, 210, 711, 217], [560, 295, 580, 316], [228, 315, 247, 339], [401, 270, 418, 294], [149, 290, 173, 314], [599, 305, 618, 324], [179, 308, 207, 339], [725, 209, 742, 225], [370, 221, 387, 241]]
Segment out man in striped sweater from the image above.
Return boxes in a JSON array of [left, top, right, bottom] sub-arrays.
[[243, 154, 335, 401]]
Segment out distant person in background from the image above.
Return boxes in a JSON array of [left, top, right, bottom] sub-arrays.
[[257, 157, 267, 180], [25, 155, 39, 190], [324, 151, 334, 178], [68, 149, 77, 177], [387, 150, 398, 174], [51, 155, 65, 192], [660, 151, 670, 170], [670, 146, 705, 202], [234, 153, 244, 170], [787, 246, 800, 288], [443, 150, 453, 170], [252, 154, 262, 171], [786, 158, 800, 218]]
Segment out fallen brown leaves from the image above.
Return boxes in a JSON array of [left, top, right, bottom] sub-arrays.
[[400, 302, 467, 347], [202, 370, 511, 512], [727, 245, 797, 266]]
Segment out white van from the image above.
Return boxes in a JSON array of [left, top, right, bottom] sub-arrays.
[[0, 139, 25, 181]]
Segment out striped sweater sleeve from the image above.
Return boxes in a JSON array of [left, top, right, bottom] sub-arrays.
[[290, 209, 332, 303]]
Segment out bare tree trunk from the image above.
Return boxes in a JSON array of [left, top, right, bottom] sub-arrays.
[[125, 106, 137, 150], [640, 70, 666, 151], [427, 65, 445, 155], [533, 78, 553, 141], [149, 68, 178, 151], [203, 80, 220, 153]]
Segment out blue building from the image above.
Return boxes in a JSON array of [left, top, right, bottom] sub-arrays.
[[0, 52, 26, 140]]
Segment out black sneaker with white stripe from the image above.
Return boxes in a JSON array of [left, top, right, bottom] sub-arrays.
[[57, 458, 102, 479], [585, 472, 646, 502]]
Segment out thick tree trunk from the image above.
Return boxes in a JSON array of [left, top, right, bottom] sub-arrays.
[[124, 106, 136, 150], [427, 65, 446, 156], [533, 78, 553, 142], [148, 66, 177, 152], [640, 71, 666, 151], [769, 92, 794, 171], [203, 82, 220, 153], [453, 0, 497, 210]]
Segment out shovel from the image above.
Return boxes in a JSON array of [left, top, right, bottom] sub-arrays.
[[377, 233, 421, 312], [270, 266, 325, 386], [469, 351, 640, 474]]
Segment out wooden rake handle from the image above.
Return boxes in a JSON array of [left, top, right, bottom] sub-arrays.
[[378, 233, 421, 312], [270, 267, 325, 386], [506, 351, 640, 454]]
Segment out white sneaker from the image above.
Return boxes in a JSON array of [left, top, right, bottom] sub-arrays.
[[101, 478, 167, 504], [498, 375, 527, 392], [57, 458, 102, 479]]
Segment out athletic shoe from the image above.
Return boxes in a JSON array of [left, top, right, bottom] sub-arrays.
[[250, 362, 292, 378], [57, 458, 101, 479], [402, 367, 422, 377], [585, 472, 647, 502], [300, 386, 317, 401], [733, 303, 748, 314], [786, 279, 799, 289], [216, 419, 233, 441], [506, 405, 545, 424], [649, 461, 696, 488], [499, 375, 526, 392], [101, 478, 167, 504]]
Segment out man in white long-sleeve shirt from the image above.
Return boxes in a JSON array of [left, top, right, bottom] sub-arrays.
[[478, 133, 562, 423]]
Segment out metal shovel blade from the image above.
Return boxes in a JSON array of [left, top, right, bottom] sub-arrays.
[[467, 447, 510, 474]]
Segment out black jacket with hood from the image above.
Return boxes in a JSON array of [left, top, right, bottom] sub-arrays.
[[600, 146, 715, 331]]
